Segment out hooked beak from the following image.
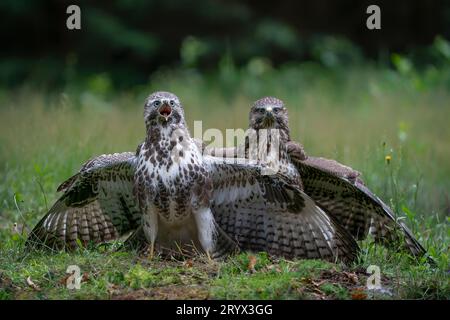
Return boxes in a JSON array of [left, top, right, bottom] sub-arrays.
[[265, 107, 275, 119], [262, 107, 275, 127], [158, 103, 172, 120]]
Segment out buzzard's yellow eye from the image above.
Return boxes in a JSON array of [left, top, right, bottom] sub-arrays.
[[153, 100, 161, 107], [169, 100, 175, 106]]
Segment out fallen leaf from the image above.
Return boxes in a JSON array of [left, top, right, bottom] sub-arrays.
[[26, 276, 41, 291], [59, 269, 76, 286], [351, 288, 367, 300], [81, 272, 89, 283], [247, 255, 257, 273], [183, 259, 193, 268], [59, 274, 72, 286]]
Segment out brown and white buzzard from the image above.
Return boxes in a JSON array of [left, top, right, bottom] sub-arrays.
[[207, 96, 427, 258], [26, 92, 358, 264]]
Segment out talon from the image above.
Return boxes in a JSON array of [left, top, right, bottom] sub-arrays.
[[149, 242, 155, 259], [206, 251, 212, 262]]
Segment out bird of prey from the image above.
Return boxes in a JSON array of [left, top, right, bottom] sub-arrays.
[[207, 96, 427, 257], [26, 92, 358, 264]]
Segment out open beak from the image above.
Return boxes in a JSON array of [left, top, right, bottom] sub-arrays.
[[158, 103, 172, 120]]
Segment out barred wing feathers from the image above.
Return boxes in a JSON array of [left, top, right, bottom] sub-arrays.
[[290, 151, 426, 257], [205, 156, 359, 264], [26, 154, 140, 250]]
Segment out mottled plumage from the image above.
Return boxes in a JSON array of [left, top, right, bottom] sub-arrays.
[[131, 91, 220, 257], [207, 157, 358, 263], [208, 96, 427, 257], [27, 154, 140, 250], [26, 92, 358, 263]]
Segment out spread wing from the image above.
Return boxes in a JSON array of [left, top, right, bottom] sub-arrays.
[[287, 144, 426, 257], [204, 156, 359, 264], [56, 152, 136, 192], [26, 153, 141, 250], [302, 157, 363, 184]]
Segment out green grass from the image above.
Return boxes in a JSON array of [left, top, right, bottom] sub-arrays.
[[0, 246, 447, 300], [0, 63, 449, 299]]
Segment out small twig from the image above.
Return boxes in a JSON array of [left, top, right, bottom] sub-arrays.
[[35, 177, 49, 212], [13, 193, 30, 234], [26, 276, 41, 291]]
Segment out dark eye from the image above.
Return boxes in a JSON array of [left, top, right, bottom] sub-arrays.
[[257, 108, 265, 113], [273, 107, 281, 113], [153, 100, 161, 107], [169, 100, 175, 106]]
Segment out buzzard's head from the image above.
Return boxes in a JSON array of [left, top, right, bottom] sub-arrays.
[[249, 97, 289, 131], [144, 91, 185, 127]]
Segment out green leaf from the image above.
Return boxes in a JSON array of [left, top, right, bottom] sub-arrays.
[[402, 205, 416, 222], [76, 238, 83, 249], [391, 53, 413, 75]]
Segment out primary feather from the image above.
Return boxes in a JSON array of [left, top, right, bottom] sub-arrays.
[[27, 154, 140, 250]]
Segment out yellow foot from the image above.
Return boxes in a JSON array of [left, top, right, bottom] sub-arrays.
[[148, 242, 155, 259], [206, 251, 213, 263]]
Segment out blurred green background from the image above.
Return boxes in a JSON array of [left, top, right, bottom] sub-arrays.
[[1, 0, 449, 88], [0, 0, 449, 248]]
